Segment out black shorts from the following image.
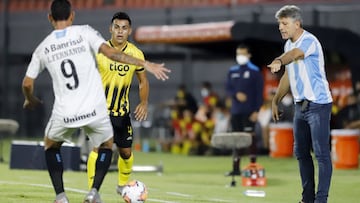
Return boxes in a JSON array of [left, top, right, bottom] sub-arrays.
[[110, 115, 133, 148]]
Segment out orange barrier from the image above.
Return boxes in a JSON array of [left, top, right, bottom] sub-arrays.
[[331, 129, 359, 169], [269, 123, 294, 158]]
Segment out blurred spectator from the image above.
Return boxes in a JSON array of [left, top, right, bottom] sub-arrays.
[[212, 99, 231, 134], [170, 82, 221, 155], [174, 84, 198, 115], [195, 81, 218, 124], [345, 81, 360, 129], [195, 81, 229, 155], [169, 84, 199, 154], [211, 99, 232, 155], [225, 44, 264, 175], [198, 116, 215, 155], [345, 119, 360, 129], [195, 81, 218, 125], [171, 109, 203, 155], [257, 92, 294, 154], [333, 93, 360, 129], [200, 81, 219, 107]]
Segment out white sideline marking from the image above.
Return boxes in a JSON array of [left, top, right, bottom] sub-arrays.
[[166, 191, 193, 197], [0, 180, 88, 193], [166, 191, 235, 202], [207, 198, 235, 202], [0, 180, 233, 203], [0, 180, 179, 203], [147, 199, 179, 203]]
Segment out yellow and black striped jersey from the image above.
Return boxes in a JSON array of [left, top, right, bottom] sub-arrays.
[[96, 40, 145, 116]]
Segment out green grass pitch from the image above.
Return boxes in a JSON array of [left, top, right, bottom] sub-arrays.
[[0, 138, 359, 202]]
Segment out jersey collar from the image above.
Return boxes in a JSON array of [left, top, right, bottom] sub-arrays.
[[109, 40, 128, 52]]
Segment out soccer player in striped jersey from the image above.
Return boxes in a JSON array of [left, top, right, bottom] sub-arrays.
[[22, 1, 169, 203], [268, 5, 333, 203], [86, 12, 149, 198]]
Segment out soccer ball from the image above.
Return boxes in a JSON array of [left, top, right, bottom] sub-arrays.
[[122, 180, 148, 203]]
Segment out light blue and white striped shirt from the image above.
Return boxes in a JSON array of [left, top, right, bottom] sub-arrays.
[[284, 30, 332, 104]]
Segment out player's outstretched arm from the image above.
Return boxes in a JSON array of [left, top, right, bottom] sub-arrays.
[[268, 48, 304, 73], [99, 43, 171, 81], [143, 61, 170, 81]]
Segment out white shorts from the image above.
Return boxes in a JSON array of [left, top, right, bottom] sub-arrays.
[[45, 114, 113, 148]]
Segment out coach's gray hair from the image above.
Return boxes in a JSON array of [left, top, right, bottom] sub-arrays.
[[275, 5, 303, 26]]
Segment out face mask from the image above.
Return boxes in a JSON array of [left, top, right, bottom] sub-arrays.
[[201, 88, 209, 98], [236, 55, 249, 65]]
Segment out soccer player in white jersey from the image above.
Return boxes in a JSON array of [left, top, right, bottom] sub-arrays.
[[22, 0, 170, 203], [268, 5, 333, 203]]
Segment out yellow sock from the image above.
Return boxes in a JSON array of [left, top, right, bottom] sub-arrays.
[[87, 150, 98, 189], [118, 153, 134, 186]]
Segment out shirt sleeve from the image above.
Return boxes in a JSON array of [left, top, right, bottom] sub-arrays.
[[135, 50, 145, 72], [225, 70, 234, 96], [83, 25, 106, 54], [298, 37, 316, 58], [25, 49, 44, 79]]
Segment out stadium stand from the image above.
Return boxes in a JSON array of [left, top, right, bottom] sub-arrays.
[[7, 0, 49, 12], [4, 0, 358, 12]]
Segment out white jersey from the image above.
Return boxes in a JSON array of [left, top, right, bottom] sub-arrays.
[[26, 25, 108, 127], [284, 30, 332, 104]]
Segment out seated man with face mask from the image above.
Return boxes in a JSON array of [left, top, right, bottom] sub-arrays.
[[225, 44, 264, 176]]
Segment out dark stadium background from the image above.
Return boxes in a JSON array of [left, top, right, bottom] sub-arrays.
[[1, 0, 360, 137]]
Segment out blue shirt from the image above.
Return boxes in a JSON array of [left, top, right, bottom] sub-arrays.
[[285, 30, 332, 104], [226, 61, 264, 115]]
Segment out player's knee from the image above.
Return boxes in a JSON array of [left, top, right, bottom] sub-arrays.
[[119, 150, 132, 159], [44, 137, 62, 150], [99, 137, 113, 149]]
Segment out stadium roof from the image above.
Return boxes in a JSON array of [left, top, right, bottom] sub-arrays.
[[134, 21, 360, 89], [134, 21, 234, 44]]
